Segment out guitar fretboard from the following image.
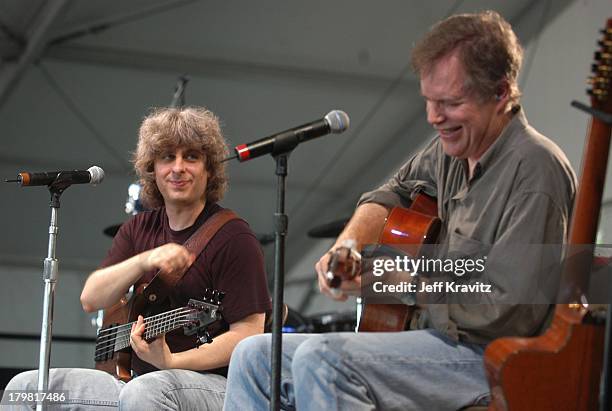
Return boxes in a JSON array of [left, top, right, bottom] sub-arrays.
[[94, 307, 193, 360]]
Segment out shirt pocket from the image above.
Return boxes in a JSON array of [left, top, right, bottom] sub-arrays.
[[448, 228, 488, 259]]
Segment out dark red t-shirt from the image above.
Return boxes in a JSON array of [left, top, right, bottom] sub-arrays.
[[100, 202, 271, 376]]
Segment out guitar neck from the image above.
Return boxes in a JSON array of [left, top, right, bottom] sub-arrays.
[[102, 306, 192, 353], [559, 20, 612, 304]]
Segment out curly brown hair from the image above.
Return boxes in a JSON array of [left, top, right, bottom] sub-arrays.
[[411, 10, 523, 107], [133, 107, 229, 209]]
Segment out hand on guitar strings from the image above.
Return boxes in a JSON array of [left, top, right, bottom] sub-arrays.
[[315, 244, 367, 302], [316, 268, 361, 301], [130, 315, 175, 370], [139, 243, 196, 276]]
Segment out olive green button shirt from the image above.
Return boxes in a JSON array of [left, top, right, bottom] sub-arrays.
[[358, 107, 576, 344]]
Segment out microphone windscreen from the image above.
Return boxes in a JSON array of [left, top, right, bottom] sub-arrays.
[[88, 166, 105, 185], [325, 110, 350, 133]]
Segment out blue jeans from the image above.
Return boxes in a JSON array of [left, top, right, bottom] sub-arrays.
[[2, 368, 226, 410], [223, 330, 489, 411]]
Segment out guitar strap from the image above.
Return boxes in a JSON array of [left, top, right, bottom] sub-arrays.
[[142, 209, 241, 304]]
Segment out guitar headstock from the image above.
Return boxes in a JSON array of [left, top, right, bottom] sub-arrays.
[[183, 290, 225, 336], [588, 19, 612, 111], [203, 287, 225, 305]]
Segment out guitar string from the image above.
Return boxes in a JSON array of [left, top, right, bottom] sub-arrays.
[[94, 309, 192, 350], [94, 309, 195, 356], [94, 305, 219, 358], [112, 311, 194, 352], [96, 307, 190, 336], [94, 311, 195, 357], [95, 303, 216, 337]]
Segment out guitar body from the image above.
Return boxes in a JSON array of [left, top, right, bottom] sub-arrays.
[[358, 193, 441, 332], [485, 306, 605, 410], [95, 284, 148, 382]]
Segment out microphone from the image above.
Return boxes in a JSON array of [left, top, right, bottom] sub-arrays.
[[229, 110, 350, 162], [5, 166, 105, 187]]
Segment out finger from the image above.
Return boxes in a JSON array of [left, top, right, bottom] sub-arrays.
[[330, 288, 348, 301], [317, 270, 331, 293], [315, 251, 332, 275], [314, 260, 322, 276], [315, 256, 327, 276], [130, 332, 147, 355], [133, 316, 145, 336], [317, 272, 348, 301], [130, 336, 146, 355]]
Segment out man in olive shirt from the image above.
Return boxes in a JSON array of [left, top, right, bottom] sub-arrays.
[[223, 11, 575, 410]]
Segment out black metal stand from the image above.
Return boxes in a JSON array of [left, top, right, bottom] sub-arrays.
[[270, 154, 288, 411], [268, 131, 301, 411], [222, 116, 317, 409], [170, 75, 189, 108]]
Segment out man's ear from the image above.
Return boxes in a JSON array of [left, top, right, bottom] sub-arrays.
[[494, 81, 510, 110]]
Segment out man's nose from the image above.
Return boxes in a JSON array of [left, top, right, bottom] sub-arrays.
[[172, 155, 185, 172], [426, 101, 445, 125]]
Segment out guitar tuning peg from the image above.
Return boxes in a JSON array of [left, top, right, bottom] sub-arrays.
[[595, 51, 612, 62], [218, 292, 225, 302]]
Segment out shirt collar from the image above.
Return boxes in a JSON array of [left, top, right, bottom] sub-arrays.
[[474, 105, 525, 175]]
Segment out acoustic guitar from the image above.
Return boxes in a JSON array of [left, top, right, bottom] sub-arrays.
[[94, 287, 224, 382], [326, 192, 441, 331]]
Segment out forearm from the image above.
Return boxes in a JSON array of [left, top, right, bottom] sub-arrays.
[[169, 313, 264, 371], [170, 329, 246, 370], [334, 202, 390, 250], [80, 253, 147, 312]]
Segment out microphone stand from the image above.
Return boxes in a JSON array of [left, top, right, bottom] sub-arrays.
[[170, 75, 189, 108], [269, 134, 301, 411], [223, 116, 348, 410], [35, 180, 71, 411]]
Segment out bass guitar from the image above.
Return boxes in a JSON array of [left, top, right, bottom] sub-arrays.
[[94, 288, 224, 382]]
